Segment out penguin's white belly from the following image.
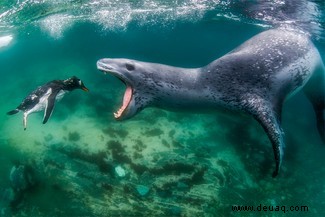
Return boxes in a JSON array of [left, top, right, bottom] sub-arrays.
[[27, 89, 52, 115], [26, 89, 66, 115]]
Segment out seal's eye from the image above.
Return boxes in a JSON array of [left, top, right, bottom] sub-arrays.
[[125, 62, 135, 71]]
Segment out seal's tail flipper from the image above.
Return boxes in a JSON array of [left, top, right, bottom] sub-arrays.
[[315, 105, 325, 143], [304, 63, 325, 144], [244, 95, 284, 177], [7, 109, 19, 115]]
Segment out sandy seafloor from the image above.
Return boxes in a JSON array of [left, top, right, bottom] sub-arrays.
[[0, 1, 325, 217]]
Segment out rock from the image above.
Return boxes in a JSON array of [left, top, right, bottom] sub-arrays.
[[177, 182, 189, 190], [9, 164, 36, 193], [0, 188, 15, 206], [44, 134, 53, 142], [168, 205, 182, 216], [8, 163, 38, 209], [115, 165, 126, 177], [136, 185, 150, 196]]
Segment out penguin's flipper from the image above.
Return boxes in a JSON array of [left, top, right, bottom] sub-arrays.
[[43, 91, 58, 124], [7, 109, 19, 115]]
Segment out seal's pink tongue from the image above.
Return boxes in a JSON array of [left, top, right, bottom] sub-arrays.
[[114, 86, 132, 119], [123, 86, 132, 109]]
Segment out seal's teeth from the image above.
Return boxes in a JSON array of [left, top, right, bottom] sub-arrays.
[[114, 109, 123, 119]]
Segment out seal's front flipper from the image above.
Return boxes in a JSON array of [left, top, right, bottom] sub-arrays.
[[312, 98, 325, 144], [304, 64, 325, 144], [315, 108, 324, 143], [43, 92, 57, 124], [243, 95, 284, 177]]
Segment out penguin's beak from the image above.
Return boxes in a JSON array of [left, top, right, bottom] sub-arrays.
[[81, 84, 89, 92]]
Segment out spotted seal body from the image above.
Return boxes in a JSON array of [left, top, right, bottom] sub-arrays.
[[97, 28, 325, 177]]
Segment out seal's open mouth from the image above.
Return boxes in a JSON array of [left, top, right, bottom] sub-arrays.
[[97, 61, 133, 120]]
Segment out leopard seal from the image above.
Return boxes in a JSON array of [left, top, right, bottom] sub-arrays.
[[97, 28, 325, 177]]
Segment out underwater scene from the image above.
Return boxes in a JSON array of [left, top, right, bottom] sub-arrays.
[[0, 0, 325, 216]]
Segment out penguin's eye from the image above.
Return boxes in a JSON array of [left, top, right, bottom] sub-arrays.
[[125, 62, 135, 71]]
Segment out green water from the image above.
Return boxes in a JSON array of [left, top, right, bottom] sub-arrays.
[[0, 1, 325, 216]]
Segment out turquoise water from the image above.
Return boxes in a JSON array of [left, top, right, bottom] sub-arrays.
[[0, 0, 325, 216]]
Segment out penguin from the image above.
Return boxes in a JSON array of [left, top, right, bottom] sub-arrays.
[[7, 76, 89, 130]]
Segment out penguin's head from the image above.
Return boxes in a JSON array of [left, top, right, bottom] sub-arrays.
[[64, 76, 89, 92]]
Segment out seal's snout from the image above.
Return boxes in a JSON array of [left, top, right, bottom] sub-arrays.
[[97, 59, 114, 73]]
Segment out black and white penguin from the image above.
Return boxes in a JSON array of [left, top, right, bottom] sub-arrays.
[[7, 76, 89, 130]]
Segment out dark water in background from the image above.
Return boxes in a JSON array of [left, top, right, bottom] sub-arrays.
[[0, 0, 325, 216]]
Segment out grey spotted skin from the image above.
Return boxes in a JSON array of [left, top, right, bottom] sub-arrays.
[[97, 28, 325, 177]]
